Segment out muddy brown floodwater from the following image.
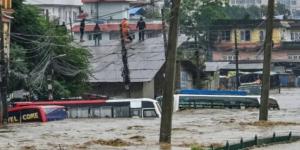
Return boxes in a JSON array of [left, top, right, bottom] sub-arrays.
[[1, 88, 300, 150]]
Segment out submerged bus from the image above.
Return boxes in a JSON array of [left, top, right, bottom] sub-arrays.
[[157, 95, 279, 112], [13, 98, 161, 118], [8, 105, 67, 123], [177, 89, 247, 96]]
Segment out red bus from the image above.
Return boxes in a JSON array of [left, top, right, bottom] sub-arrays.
[[8, 105, 67, 123], [13, 98, 161, 118]]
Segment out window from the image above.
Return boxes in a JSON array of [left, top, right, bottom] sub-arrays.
[[240, 30, 251, 41], [131, 108, 141, 118], [220, 31, 231, 41], [143, 109, 157, 118]]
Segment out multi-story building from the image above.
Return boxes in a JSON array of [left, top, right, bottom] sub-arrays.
[[74, 0, 163, 46], [81, 0, 136, 20], [229, 0, 300, 19], [229, 0, 268, 7], [210, 19, 300, 62], [24, 0, 82, 25]]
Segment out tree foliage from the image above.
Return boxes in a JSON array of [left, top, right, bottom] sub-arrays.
[[10, 0, 90, 99]]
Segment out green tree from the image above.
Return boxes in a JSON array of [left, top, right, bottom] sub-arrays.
[[10, 0, 90, 99]]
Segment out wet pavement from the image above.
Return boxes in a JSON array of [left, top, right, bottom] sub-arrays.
[[0, 88, 300, 150]]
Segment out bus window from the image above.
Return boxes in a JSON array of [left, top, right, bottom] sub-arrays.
[[78, 107, 89, 118], [100, 106, 112, 118], [68, 107, 79, 118], [113, 106, 130, 117], [143, 109, 157, 118], [131, 108, 141, 118], [90, 107, 101, 118], [142, 101, 155, 108]]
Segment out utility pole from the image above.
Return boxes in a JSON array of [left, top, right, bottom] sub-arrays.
[[46, 9, 49, 23], [259, 0, 275, 121], [159, 0, 181, 144], [0, 4, 8, 125], [69, 17, 73, 41], [120, 24, 131, 98], [194, 35, 201, 89], [234, 27, 239, 90], [161, 8, 168, 57], [47, 60, 54, 100]]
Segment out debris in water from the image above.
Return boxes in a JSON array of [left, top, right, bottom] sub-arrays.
[[239, 121, 299, 127], [83, 138, 131, 147]]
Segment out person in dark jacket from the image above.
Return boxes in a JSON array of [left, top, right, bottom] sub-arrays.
[[80, 18, 85, 42], [136, 17, 146, 41]]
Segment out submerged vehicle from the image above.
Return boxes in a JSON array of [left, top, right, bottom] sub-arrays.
[[157, 94, 280, 112], [177, 89, 247, 96], [13, 98, 161, 118], [8, 105, 67, 123]]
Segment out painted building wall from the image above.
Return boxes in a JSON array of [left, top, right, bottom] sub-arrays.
[[39, 6, 80, 25], [83, 2, 130, 20], [226, 28, 282, 44]]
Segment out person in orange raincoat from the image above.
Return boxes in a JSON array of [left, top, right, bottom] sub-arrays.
[[121, 18, 133, 42]]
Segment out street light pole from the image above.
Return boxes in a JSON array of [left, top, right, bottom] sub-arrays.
[[234, 27, 239, 90]]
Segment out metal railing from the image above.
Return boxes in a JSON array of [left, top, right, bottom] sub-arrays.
[[208, 132, 300, 150]]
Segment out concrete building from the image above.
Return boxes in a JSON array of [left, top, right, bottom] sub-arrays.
[[210, 19, 300, 62], [24, 0, 82, 25], [229, 0, 300, 19], [81, 0, 136, 20], [229, 0, 268, 7]]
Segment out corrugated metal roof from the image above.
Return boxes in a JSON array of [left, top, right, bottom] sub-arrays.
[[89, 35, 187, 83]]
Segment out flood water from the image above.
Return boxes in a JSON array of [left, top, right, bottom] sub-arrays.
[[0, 88, 300, 150]]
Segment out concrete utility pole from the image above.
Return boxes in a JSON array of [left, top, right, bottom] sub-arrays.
[[119, 24, 131, 98], [161, 8, 168, 57], [0, 4, 8, 125], [69, 17, 74, 41], [234, 28, 239, 90], [159, 0, 181, 144], [0, 5, 3, 125], [259, 0, 275, 121]]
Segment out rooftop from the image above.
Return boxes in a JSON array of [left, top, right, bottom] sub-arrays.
[[24, 0, 82, 6], [72, 23, 162, 32], [89, 35, 187, 83]]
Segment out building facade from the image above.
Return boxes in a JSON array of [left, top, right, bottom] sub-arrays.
[[24, 0, 82, 25], [210, 19, 300, 62], [81, 0, 136, 20], [229, 0, 300, 19]]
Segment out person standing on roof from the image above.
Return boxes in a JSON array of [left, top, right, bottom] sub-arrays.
[[136, 17, 146, 41], [80, 18, 85, 42], [121, 18, 133, 42]]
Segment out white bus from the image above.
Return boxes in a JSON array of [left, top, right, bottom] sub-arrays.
[[158, 95, 280, 112]]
